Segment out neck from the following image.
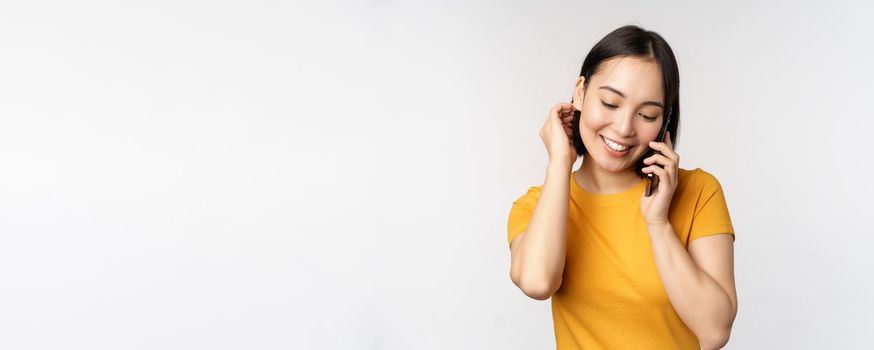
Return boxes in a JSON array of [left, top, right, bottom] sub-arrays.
[[575, 156, 641, 194]]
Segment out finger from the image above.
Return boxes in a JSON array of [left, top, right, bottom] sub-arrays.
[[647, 142, 667, 157], [554, 108, 572, 122], [555, 103, 574, 112], [642, 164, 665, 175], [647, 141, 679, 163], [548, 104, 569, 125], [642, 165, 669, 185], [550, 104, 570, 119], [642, 156, 676, 181], [642, 153, 675, 168], [644, 163, 677, 185]]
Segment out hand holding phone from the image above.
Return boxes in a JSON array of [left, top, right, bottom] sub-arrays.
[[644, 110, 672, 197]]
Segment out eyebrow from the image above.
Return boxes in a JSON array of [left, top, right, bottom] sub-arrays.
[[598, 85, 664, 109]]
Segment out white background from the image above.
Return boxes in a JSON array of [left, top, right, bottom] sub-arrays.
[[1, 0, 872, 349]]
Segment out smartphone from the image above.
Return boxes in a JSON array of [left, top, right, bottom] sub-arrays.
[[644, 109, 672, 197]]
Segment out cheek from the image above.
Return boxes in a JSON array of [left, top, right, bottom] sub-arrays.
[[640, 123, 663, 142], [580, 106, 610, 134]]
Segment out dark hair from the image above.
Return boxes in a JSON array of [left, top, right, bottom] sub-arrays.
[[570, 25, 680, 178]]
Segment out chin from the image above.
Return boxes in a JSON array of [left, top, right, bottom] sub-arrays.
[[594, 152, 641, 173], [599, 161, 631, 173]]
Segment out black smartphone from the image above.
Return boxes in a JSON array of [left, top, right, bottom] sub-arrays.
[[644, 109, 672, 197]]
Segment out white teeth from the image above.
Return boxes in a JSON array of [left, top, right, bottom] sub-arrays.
[[602, 136, 629, 152]]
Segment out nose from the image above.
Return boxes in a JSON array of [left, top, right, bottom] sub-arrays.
[[613, 111, 636, 137]]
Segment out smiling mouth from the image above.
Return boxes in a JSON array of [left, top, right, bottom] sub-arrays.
[[601, 135, 632, 152]]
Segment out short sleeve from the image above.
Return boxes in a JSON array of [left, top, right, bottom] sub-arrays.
[[507, 186, 542, 249], [689, 170, 735, 242]]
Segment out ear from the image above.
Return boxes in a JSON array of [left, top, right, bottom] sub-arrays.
[[573, 76, 586, 111]]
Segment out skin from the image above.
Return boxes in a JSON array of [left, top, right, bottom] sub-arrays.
[[510, 56, 738, 349]]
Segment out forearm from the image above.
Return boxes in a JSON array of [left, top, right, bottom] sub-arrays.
[[646, 223, 734, 348], [513, 161, 570, 296]]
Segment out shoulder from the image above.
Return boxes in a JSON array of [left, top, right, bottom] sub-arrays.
[[679, 167, 723, 186], [679, 168, 736, 241], [511, 185, 543, 209], [677, 168, 726, 199]]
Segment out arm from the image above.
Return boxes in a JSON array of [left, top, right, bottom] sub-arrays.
[[509, 161, 571, 300], [646, 224, 738, 350], [640, 134, 736, 348]]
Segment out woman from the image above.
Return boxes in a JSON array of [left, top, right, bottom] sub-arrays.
[[507, 25, 737, 349]]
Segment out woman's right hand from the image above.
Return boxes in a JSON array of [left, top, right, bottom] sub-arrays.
[[539, 102, 577, 169]]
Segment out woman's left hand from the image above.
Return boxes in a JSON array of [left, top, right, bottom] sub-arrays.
[[640, 131, 679, 226]]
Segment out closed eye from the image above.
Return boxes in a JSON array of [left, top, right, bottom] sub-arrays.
[[639, 113, 658, 122], [602, 100, 658, 122], [600, 101, 618, 109]]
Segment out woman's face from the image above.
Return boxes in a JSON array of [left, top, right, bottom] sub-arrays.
[[573, 56, 667, 174]]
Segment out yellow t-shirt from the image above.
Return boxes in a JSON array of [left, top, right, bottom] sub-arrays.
[[507, 167, 734, 349]]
